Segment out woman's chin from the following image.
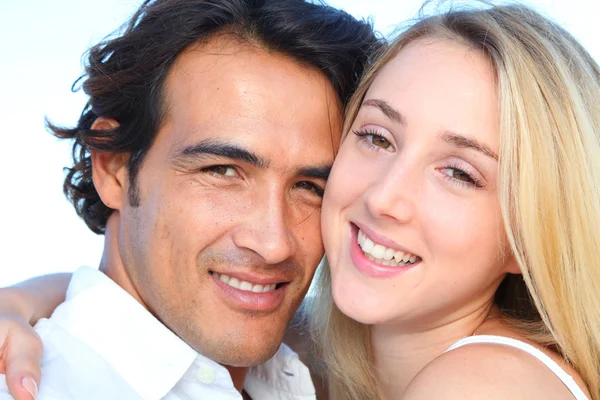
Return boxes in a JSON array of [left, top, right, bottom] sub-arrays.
[[331, 279, 394, 325]]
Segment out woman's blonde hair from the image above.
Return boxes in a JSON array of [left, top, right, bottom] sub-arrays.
[[309, 2, 600, 399]]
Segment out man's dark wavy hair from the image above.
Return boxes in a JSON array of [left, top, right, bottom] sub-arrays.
[[50, 0, 382, 234]]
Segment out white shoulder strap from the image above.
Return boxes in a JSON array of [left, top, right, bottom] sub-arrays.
[[446, 335, 589, 400]]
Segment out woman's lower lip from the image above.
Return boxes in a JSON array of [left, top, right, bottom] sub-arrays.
[[212, 275, 286, 312], [349, 224, 416, 278]]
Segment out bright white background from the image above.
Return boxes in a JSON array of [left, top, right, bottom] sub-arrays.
[[1, 1, 598, 286]]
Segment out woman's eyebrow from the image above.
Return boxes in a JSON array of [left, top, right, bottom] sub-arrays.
[[362, 98, 407, 126], [439, 131, 499, 160]]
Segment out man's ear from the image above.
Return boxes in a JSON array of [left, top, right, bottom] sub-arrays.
[[90, 118, 129, 211]]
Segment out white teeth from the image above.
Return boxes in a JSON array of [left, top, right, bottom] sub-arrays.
[[252, 284, 264, 293], [357, 228, 419, 267], [213, 273, 278, 293], [371, 244, 386, 259], [358, 229, 366, 244], [362, 237, 375, 253], [383, 248, 395, 261], [394, 251, 405, 263], [263, 284, 276, 292]]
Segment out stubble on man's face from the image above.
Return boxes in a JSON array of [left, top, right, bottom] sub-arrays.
[[116, 36, 342, 366]]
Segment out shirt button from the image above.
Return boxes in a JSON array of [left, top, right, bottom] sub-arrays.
[[196, 365, 216, 384]]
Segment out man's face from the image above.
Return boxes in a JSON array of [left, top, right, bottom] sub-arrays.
[[117, 37, 341, 366]]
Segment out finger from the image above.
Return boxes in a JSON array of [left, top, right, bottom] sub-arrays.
[[3, 328, 43, 400], [5, 376, 37, 400]]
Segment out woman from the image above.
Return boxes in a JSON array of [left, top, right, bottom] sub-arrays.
[[309, 2, 599, 399], [1, 2, 599, 399]]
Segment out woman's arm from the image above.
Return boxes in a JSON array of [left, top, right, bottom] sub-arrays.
[[7, 273, 72, 325], [0, 273, 72, 400]]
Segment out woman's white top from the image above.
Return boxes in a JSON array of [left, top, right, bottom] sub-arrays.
[[446, 335, 589, 400]]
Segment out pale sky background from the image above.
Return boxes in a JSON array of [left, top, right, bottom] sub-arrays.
[[1, 0, 598, 286]]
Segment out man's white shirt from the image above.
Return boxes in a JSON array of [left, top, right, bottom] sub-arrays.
[[0, 267, 316, 399]]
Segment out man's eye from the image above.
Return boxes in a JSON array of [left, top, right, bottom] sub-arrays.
[[204, 165, 238, 177], [293, 181, 324, 197]]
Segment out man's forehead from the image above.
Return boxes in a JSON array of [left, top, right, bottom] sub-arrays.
[[165, 37, 340, 115], [157, 36, 342, 168]]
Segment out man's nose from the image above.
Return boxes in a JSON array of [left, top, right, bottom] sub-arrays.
[[231, 190, 296, 265]]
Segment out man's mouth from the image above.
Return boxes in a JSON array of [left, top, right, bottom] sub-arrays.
[[208, 270, 291, 312], [209, 271, 287, 293], [211, 272, 278, 293]]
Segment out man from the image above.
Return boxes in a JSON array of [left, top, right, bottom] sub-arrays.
[[0, 0, 379, 399]]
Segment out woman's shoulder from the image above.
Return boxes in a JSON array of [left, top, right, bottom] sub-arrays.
[[402, 329, 588, 400]]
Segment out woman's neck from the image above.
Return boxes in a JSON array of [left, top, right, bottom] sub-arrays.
[[371, 302, 499, 400]]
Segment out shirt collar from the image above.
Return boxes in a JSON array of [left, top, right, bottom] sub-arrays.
[[50, 267, 315, 399], [244, 343, 316, 399]]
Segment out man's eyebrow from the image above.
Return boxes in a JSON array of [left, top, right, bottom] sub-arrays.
[[296, 164, 332, 180], [439, 131, 499, 160], [362, 98, 407, 125], [174, 139, 269, 168]]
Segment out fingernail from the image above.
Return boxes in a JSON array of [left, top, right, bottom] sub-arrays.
[[22, 377, 38, 399]]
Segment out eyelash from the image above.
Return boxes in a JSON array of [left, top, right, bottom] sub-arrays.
[[353, 130, 485, 190], [201, 165, 239, 178], [201, 165, 324, 197], [441, 163, 485, 189], [294, 181, 325, 197], [353, 129, 394, 152]]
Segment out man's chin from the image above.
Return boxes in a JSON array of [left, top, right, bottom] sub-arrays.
[[208, 340, 283, 367], [185, 324, 287, 367]]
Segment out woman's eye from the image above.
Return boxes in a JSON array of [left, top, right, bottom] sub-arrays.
[[353, 129, 394, 151], [204, 165, 238, 177], [293, 181, 325, 197], [370, 135, 392, 149], [441, 168, 476, 185]]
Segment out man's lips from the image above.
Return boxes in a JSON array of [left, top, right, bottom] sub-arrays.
[[209, 269, 290, 285], [209, 270, 289, 293], [209, 270, 291, 312]]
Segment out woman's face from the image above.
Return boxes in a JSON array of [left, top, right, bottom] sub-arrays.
[[322, 38, 518, 328]]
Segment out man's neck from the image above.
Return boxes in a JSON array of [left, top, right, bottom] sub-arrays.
[[99, 213, 149, 308], [228, 365, 249, 393]]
